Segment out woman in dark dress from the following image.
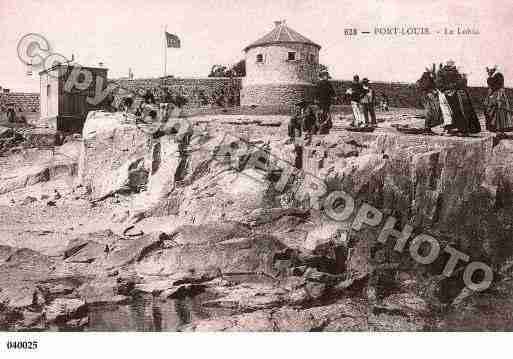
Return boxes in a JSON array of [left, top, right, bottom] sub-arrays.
[[484, 68, 513, 134], [444, 80, 481, 135]]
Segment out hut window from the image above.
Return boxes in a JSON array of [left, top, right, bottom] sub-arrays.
[[287, 52, 296, 61], [256, 54, 264, 63]]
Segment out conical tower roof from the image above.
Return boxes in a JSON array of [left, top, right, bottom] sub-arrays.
[[244, 20, 321, 52]]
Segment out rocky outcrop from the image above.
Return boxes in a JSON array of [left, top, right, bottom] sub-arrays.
[[301, 131, 513, 313], [78, 111, 152, 201], [302, 131, 512, 235], [0, 141, 80, 204], [3, 108, 513, 331]]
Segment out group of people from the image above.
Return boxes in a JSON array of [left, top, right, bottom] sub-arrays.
[[115, 88, 189, 124], [287, 72, 385, 142], [420, 64, 512, 137], [346, 75, 378, 128], [0, 106, 18, 123], [420, 68, 481, 135], [287, 63, 513, 142], [287, 100, 329, 143], [119, 84, 239, 110], [287, 72, 336, 143]]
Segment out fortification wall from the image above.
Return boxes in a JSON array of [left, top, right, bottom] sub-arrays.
[[104, 76, 513, 113], [241, 83, 316, 107], [0, 77, 509, 117], [329, 81, 421, 108], [329, 80, 513, 110], [112, 77, 242, 108]]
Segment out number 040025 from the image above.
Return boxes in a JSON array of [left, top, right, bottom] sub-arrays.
[[6, 341, 38, 350]]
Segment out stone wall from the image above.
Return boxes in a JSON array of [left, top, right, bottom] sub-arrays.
[[329, 81, 421, 108], [329, 80, 513, 110], [0, 78, 509, 116], [108, 76, 513, 112], [241, 83, 316, 107], [0, 92, 40, 112], [112, 77, 242, 108]]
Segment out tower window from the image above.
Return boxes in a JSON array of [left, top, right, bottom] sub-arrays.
[[309, 54, 315, 63], [287, 52, 296, 61], [256, 54, 263, 63]]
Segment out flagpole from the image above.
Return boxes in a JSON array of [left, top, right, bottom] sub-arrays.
[[163, 25, 167, 78]]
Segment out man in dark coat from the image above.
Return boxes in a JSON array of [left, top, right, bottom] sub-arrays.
[[143, 89, 156, 105], [288, 101, 305, 141], [316, 72, 335, 120], [162, 88, 175, 105], [302, 103, 318, 141], [287, 101, 307, 168], [7, 107, 16, 123]]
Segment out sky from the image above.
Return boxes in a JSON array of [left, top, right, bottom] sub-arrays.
[[1, 0, 512, 92]]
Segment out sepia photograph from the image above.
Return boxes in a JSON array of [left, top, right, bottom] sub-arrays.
[[0, 0, 513, 356]]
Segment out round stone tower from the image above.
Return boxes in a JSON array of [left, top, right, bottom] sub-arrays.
[[241, 20, 321, 107]]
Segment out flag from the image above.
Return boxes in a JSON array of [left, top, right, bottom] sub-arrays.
[[165, 32, 181, 48]]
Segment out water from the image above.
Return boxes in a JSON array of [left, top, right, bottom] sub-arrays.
[[85, 274, 271, 331], [85, 291, 222, 332], [36, 274, 513, 331]]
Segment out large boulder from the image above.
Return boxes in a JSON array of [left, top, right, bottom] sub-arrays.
[[78, 111, 152, 200]]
